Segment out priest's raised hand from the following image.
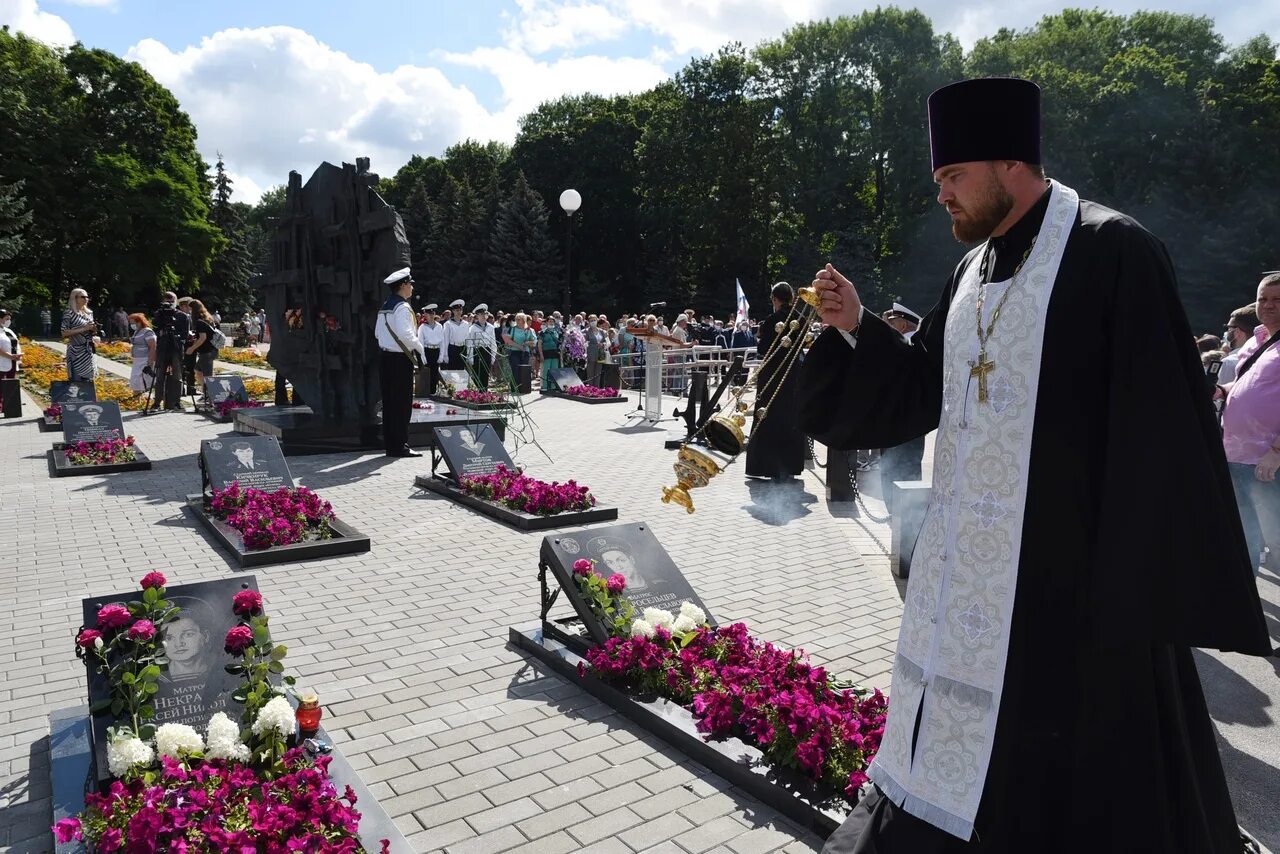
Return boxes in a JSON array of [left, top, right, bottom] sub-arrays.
[[812, 264, 862, 332]]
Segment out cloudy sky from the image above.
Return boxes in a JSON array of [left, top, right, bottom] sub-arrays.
[[3, 0, 1276, 202]]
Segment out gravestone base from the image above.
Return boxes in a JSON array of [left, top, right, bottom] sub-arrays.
[[47, 445, 152, 477], [427, 394, 513, 412], [233, 404, 505, 455], [413, 474, 618, 531], [539, 390, 628, 404], [48, 705, 412, 854], [509, 624, 848, 838], [39, 415, 61, 432], [186, 495, 372, 567]]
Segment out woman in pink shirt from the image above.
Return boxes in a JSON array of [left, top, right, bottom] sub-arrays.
[[1217, 272, 1280, 572]]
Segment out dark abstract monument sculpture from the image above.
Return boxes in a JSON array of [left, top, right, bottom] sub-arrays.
[[265, 157, 407, 428]]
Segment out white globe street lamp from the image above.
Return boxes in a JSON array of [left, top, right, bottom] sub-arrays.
[[559, 189, 581, 315]]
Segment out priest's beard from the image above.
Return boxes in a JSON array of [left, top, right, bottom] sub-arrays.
[[949, 167, 1015, 242]]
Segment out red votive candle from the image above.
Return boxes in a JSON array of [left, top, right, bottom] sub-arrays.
[[296, 691, 322, 738]]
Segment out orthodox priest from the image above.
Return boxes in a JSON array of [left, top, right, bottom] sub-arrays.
[[801, 77, 1269, 854]]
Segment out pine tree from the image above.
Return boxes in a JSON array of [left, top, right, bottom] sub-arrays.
[[0, 177, 33, 294], [421, 176, 487, 302], [487, 171, 562, 308], [203, 154, 255, 312]]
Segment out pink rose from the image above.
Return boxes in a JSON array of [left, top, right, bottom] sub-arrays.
[[76, 629, 103, 649], [232, 589, 263, 616], [96, 604, 132, 631], [139, 571, 167, 590], [127, 620, 156, 642], [606, 573, 626, 594], [224, 625, 254, 654], [53, 818, 83, 843], [572, 558, 593, 577]]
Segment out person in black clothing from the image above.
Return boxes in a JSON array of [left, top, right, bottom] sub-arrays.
[[802, 77, 1267, 854], [185, 298, 218, 395], [744, 282, 806, 480]]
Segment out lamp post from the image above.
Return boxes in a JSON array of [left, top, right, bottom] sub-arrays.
[[559, 189, 581, 317]]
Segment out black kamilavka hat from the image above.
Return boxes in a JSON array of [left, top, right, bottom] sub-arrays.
[[928, 77, 1041, 172]]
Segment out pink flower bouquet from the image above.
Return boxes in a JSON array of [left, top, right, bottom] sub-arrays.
[[561, 384, 619, 399], [209, 483, 336, 550], [64, 434, 137, 466], [453, 388, 504, 404], [44, 403, 62, 422], [458, 464, 596, 516], [214, 398, 264, 419]]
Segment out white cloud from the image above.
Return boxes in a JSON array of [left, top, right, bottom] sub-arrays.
[[507, 0, 630, 54], [127, 24, 671, 204], [0, 0, 75, 46], [128, 26, 503, 204], [53, 0, 118, 8]]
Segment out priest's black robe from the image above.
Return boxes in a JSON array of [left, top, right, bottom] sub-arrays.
[[800, 189, 1270, 854], [745, 305, 807, 478]]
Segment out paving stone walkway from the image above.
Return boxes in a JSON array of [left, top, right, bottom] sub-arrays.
[[2, 350, 1274, 854]]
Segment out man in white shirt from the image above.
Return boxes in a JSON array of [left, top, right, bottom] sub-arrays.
[[376, 268, 426, 458], [467, 304, 498, 389], [443, 299, 471, 370], [416, 303, 446, 394]]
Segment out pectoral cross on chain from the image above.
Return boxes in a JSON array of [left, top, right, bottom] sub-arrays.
[[970, 352, 995, 403]]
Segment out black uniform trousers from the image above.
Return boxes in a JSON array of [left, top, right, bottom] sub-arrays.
[[447, 344, 465, 370], [472, 349, 492, 389], [380, 349, 413, 453], [424, 348, 441, 394]]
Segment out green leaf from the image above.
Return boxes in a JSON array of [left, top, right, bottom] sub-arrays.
[[144, 682, 158, 695], [138, 724, 156, 741], [121, 671, 136, 685], [110, 698, 124, 716], [270, 644, 288, 660], [90, 697, 112, 714], [143, 587, 158, 605], [267, 660, 284, 674], [283, 676, 296, 686], [140, 664, 161, 681], [225, 663, 244, 675], [139, 705, 155, 719]]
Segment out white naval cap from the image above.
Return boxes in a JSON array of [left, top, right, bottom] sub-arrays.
[[449, 299, 465, 309], [886, 302, 922, 324], [424, 303, 439, 311], [473, 303, 489, 313], [383, 267, 412, 287]]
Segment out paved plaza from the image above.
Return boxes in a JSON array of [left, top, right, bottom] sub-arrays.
[[1, 369, 1277, 853]]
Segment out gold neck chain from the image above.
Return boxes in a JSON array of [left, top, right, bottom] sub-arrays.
[[969, 236, 1036, 402]]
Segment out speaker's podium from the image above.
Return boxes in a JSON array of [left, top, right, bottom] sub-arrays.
[[626, 326, 691, 423]]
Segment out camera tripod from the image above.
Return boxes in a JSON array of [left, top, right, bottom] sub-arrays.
[[143, 334, 198, 414]]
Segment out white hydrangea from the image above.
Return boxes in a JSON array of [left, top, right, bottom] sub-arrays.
[[630, 619, 655, 639], [642, 608, 675, 630], [155, 723, 204, 759], [252, 695, 297, 738], [106, 732, 155, 777], [678, 602, 706, 626], [205, 712, 251, 762], [672, 615, 698, 634]]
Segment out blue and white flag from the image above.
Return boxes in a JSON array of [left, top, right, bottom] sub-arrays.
[[735, 279, 750, 324]]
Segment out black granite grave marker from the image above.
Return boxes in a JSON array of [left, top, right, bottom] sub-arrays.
[[541, 522, 717, 644], [81, 577, 262, 783], [439, 369, 470, 391], [201, 436, 295, 494], [550, 367, 584, 391], [50, 380, 98, 404], [204, 375, 249, 404], [432, 424, 515, 480], [61, 401, 126, 445]]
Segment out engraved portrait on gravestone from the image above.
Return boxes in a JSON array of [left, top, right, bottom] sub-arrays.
[[229, 442, 259, 472], [459, 427, 485, 457], [82, 405, 102, 426], [588, 536, 650, 593], [153, 596, 232, 726], [67, 383, 84, 400]]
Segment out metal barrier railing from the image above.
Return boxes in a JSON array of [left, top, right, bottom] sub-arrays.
[[553, 345, 759, 393]]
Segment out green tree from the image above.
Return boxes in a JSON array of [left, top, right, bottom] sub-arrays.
[[0, 30, 222, 310], [201, 153, 254, 312], [487, 171, 562, 307], [0, 175, 32, 297]]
